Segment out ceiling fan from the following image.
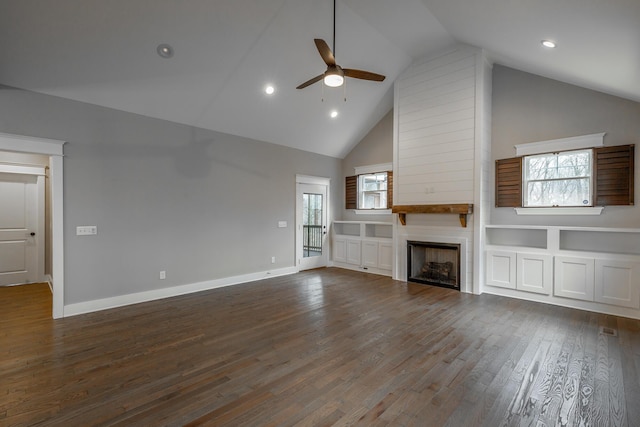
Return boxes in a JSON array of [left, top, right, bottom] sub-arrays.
[[296, 0, 385, 90]]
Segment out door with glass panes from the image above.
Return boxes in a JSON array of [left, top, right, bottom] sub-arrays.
[[296, 182, 328, 270]]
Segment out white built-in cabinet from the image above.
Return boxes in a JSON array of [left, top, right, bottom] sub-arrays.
[[486, 250, 554, 295], [554, 256, 595, 301], [332, 221, 393, 276], [486, 250, 516, 289], [517, 253, 553, 295], [485, 226, 640, 316], [594, 259, 640, 308]]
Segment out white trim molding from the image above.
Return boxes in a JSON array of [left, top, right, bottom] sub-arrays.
[[354, 209, 391, 215], [515, 207, 604, 216], [0, 132, 66, 319], [0, 132, 65, 156], [295, 174, 331, 185], [515, 132, 605, 157], [64, 267, 297, 317], [354, 162, 392, 175], [0, 164, 46, 176]]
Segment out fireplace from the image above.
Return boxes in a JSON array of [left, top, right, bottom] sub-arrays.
[[407, 241, 461, 290]]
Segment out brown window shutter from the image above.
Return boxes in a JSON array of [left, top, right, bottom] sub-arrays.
[[386, 171, 393, 209], [495, 157, 522, 207], [593, 145, 634, 206], [345, 175, 357, 209]]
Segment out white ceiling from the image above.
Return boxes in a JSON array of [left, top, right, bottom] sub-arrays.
[[1, 0, 638, 158]]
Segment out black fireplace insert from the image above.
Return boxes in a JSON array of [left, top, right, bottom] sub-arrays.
[[407, 241, 461, 290]]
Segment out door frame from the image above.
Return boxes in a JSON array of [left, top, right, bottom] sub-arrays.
[[295, 174, 331, 271], [0, 132, 65, 318], [0, 165, 46, 284]]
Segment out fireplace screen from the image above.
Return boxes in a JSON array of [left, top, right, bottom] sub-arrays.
[[407, 241, 461, 290]]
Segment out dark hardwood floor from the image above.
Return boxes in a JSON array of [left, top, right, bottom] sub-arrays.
[[1, 269, 639, 426]]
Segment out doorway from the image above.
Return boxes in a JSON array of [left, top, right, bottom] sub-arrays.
[[0, 133, 65, 318], [296, 175, 330, 271], [0, 166, 45, 286]]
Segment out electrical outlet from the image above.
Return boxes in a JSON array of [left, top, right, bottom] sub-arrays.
[[159, 270, 166, 280], [271, 256, 276, 264]]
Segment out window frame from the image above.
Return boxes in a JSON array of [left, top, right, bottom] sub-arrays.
[[495, 144, 634, 213], [357, 172, 389, 210], [345, 165, 393, 212], [522, 148, 594, 208]]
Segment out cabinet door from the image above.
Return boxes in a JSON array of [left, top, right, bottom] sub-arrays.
[[594, 259, 640, 308], [333, 237, 347, 263], [554, 256, 594, 301], [378, 242, 393, 271], [362, 240, 378, 268], [346, 239, 361, 265], [516, 253, 553, 295], [486, 250, 516, 289]]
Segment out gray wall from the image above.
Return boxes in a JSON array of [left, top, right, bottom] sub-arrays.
[[492, 65, 640, 227], [340, 108, 393, 222], [0, 85, 341, 305]]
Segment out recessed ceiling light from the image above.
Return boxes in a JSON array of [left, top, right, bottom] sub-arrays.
[[541, 40, 557, 48], [265, 85, 275, 95], [330, 110, 339, 118], [157, 44, 174, 58]]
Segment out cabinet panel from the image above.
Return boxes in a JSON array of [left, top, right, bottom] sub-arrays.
[[595, 259, 640, 308], [554, 256, 594, 301], [486, 250, 516, 289], [333, 237, 347, 263], [362, 241, 379, 268], [378, 242, 393, 271], [346, 239, 361, 265], [516, 253, 553, 295]]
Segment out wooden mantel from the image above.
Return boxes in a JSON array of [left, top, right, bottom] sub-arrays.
[[392, 204, 474, 227]]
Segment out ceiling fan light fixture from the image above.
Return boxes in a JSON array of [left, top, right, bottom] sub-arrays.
[[324, 73, 344, 88]]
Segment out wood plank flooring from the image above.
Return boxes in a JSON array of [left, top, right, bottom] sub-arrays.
[[1, 269, 639, 426]]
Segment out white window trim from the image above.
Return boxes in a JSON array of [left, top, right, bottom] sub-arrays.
[[514, 133, 606, 214], [515, 207, 604, 216], [353, 163, 392, 212], [354, 162, 392, 175], [354, 209, 391, 215], [522, 148, 593, 208], [515, 132, 605, 157]]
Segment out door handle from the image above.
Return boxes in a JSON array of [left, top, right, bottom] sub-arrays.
[[30, 232, 36, 236]]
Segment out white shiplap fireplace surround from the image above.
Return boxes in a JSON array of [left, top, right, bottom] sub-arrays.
[[392, 45, 492, 295]]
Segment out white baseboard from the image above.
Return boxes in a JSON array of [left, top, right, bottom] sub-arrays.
[[63, 267, 297, 317], [44, 274, 53, 293]]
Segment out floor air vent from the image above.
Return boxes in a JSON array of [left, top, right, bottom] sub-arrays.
[[599, 326, 618, 337]]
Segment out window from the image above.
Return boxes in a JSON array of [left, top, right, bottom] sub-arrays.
[[345, 170, 393, 210], [523, 149, 592, 207], [358, 172, 388, 209], [495, 144, 634, 209]]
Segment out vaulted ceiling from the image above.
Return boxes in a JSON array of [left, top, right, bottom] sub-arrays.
[[1, 0, 638, 158]]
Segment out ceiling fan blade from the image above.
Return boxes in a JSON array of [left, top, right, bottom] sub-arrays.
[[343, 69, 386, 82], [296, 74, 324, 89], [314, 39, 336, 66]]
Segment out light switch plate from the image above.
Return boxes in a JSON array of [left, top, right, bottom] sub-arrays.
[[278, 221, 287, 228], [76, 226, 97, 236]]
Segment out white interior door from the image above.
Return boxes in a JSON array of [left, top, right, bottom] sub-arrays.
[[0, 171, 44, 286], [296, 178, 329, 271]]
